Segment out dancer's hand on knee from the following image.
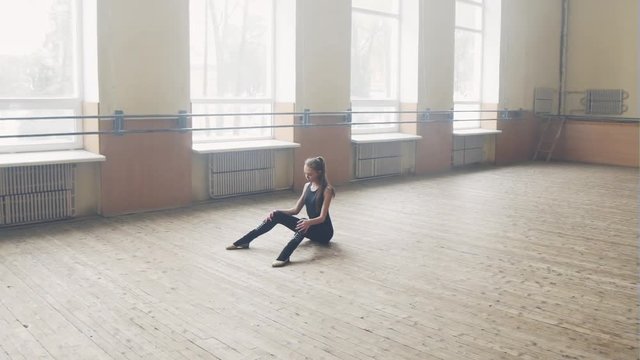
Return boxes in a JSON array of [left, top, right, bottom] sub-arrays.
[[267, 210, 278, 221], [295, 219, 310, 233]]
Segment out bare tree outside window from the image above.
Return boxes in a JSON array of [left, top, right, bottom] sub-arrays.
[[0, 0, 81, 152], [190, 0, 273, 141], [351, 1, 400, 134], [454, 0, 484, 129]]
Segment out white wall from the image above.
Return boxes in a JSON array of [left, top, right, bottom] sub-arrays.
[[498, 0, 638, 116], [295, 0, 351, 112], [75, 163, 101, 216], [499, 0, 562, 111], [418, 0, 455, 111], [565, 0, 638, 117], [97, 0, 190, 115]]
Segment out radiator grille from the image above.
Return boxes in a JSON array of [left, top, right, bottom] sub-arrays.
[[533, 87, 556, 115], [0, 164, 75, 226], [355, 142, 402, 179], [209, 150, 275, 198], [584, 89, 627, 115], [4, 191, 74, 225]]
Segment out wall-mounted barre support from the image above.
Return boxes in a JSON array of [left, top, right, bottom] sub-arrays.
[[114, 110, 124, 135], [500, 108, 510, 120], [500, 108, 524, 120], [302, 109, 310, 126], [421, 108, 431, 122], [178, 110, 188, 132]]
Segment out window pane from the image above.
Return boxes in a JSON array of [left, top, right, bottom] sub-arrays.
[[192, 103, 272, 141], [352, 0, 399, 14], [0, 109, 78, 148], [454, 29, 482, 102], [456, 1, 482, 30], [0, 0, 77, 98], [351, 12, 399, 101], [351, 106, 398, 133], [190, 0, 272, 99], [453, 103, 481, 129]]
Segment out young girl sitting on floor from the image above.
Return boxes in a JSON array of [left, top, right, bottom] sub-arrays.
[[226, 156, 335, 267]]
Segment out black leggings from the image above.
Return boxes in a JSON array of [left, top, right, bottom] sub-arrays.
[[234, 211, 333, 261]]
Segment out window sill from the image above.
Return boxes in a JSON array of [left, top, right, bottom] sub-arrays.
[[0, 150, 105, 168], [351, 132, 422, 144], [453, 129, 502, 136], [192, 139, 300, 154]]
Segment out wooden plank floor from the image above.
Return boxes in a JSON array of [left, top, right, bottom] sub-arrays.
[[0, 162, 637, 360]]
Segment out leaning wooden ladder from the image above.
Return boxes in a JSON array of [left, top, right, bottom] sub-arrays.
[[533, 117, 566, 161]]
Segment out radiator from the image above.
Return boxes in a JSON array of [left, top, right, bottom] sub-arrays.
[[209, 150, 275, 198], [0, 164, 75, 226], [354, 142, 402, 179], [584, 89, 627, 115], [533, 87, 556, 115]]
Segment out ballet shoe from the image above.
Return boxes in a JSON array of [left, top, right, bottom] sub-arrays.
[[226, 244, 249, 250], [271, 259, 290, 267]]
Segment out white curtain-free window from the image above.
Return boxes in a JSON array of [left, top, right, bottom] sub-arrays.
[[0, 0, 83, 152], [351, 1, 400, 134], [453, 0, 501, 130], [454, 0, 483, 129], [190, 0, 274, 141]]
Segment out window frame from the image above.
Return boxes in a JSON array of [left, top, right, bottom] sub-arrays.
[[0, 0, 84, 153], [454, 0, 485, 130], [351, 2, 402, 135], [190, 98, 274, 141], [189, 0, 277, 143]]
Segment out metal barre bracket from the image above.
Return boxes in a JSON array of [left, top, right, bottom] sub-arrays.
[[421, 108, 431, 122], [500, 108, 524, 120], [178, 110, 188, 132], [114, 110, 124, 135], [302, 109, 310, 126], [345, 108, 352, 123]]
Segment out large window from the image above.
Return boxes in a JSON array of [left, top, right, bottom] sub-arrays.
[[454, 0, 483, 129], [190, 0, 274, 141], [351, 0, 400, 134], [0, 0, 83, 152], [454, 0, 500, 130]]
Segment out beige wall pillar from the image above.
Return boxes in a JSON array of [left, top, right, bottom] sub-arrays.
[[415, 0, 455, 174], [418, 0, 455, 113], [97, 0, 191, 215], [416, 120, 453, 174], [495, 113, 538, 165], [294, 0, 352, 190]]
